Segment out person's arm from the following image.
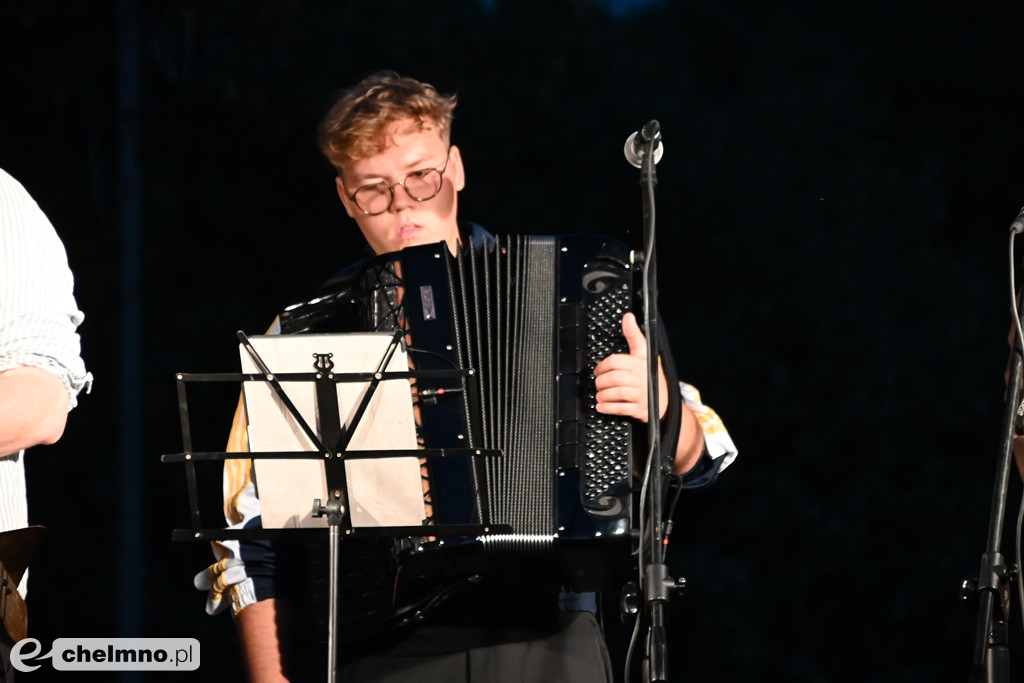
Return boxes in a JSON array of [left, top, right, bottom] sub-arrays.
[[592, 312, 705, 474], [235, 598, 294, 683], [0, 168, 91, 457], [0, 366, 71, 456]]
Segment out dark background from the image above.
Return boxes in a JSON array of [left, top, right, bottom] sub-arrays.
[[3, 0, 1023, 680]]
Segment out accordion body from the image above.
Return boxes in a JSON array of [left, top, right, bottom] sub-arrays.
[[279, 231, 638, 630]]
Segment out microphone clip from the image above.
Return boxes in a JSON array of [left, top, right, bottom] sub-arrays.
[[624, 120, 664, 169]]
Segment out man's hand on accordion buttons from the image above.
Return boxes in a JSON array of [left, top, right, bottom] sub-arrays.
[[593, 312, 669, 423]]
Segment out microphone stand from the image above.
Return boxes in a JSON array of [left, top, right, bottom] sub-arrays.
[[968, 220, 1024, 682], [632, 120, 676, 683], [969, 335, 1019, 683]]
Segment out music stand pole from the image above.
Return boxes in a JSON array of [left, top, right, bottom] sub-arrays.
[[315, 493, 347, 683], [308, 332, 405, 683]]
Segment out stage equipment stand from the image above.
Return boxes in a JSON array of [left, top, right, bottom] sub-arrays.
[[625, 120, 685, 683], [163, 330, 506, 683], [967, 209, 1024, 683]]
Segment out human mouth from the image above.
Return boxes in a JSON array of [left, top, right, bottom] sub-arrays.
[[396, 224, 424, 240]]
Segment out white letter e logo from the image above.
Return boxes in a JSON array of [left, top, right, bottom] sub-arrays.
[[10, 637, 52, 672]]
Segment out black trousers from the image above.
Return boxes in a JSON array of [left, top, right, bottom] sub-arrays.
[[340, 612, 613, 683]]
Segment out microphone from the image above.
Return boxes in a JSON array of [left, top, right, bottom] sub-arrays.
[[1011, 206, 1024, 235], [624, 120, 664, 168]]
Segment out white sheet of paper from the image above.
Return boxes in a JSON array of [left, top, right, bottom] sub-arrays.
[[240, 333, 423, 529]]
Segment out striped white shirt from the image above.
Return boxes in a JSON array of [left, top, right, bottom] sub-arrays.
[[0, 167, 92, 555]]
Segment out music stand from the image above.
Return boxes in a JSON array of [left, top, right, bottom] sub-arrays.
[[162, 329, 509, 683]]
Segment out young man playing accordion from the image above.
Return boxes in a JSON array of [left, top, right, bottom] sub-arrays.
[[196, 72, 737, 683]]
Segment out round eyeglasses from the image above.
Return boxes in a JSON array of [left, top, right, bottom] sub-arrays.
[[347, 152, 451, 216]]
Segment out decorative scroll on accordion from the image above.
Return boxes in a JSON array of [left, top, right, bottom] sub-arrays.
[[279, 232, 637, 596]]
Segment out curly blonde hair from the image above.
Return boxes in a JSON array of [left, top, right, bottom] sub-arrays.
[[318, 71, 457, 171]]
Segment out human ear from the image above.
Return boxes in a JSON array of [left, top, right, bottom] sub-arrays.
[[448, 145, 466, 192]]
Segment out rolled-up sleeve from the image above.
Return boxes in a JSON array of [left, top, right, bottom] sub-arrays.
[[677, 381, 738, 489], [0, 168, 92, 404]]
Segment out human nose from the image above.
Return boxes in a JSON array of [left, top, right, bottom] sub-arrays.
[[388, 181, 417, 212]]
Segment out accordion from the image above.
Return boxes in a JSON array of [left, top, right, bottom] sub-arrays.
[[279, 231, 641, 632]]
